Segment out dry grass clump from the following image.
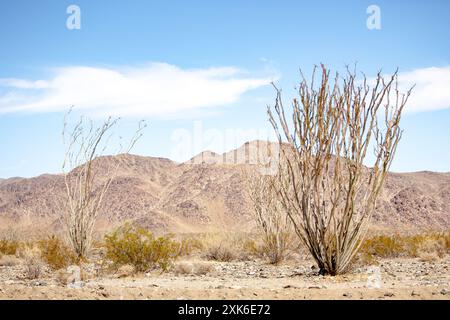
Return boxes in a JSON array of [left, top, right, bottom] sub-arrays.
[[358, 231, 449, 263], [38, 236, 77, 270], [104, 223, 180, 273], [0, 254, 21, 266], [173, 261, 214, 276]]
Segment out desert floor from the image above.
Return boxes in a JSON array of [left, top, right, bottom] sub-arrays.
[[0, 255, 449, 300]]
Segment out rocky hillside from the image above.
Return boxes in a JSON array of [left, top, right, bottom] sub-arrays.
[[0, 141, 448, 234]]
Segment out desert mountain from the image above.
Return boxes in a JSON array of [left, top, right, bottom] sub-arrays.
[[0, 141, 449, 235]]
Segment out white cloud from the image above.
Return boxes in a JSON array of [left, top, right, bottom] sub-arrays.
[[1, 64, 448, 117], [0, 63, 275, 117], [395, 66, 450, 113]]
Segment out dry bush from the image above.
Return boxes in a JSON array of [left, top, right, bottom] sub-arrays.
[[417, 238, 446, 261], [200, 232, 291, 262], [0, 255, 21, 266], [173, 261, 214, 276], [22, 246, 44, 279], [176, 236, 205, 256], [359, 235, 404, 258], [268, 65, 412, 275], [358, 231, 449, 264], [444, 230, 450, 250], [201, 232, 260, 262], [104, 223, 180, 272], [0, 239, 20, 256], [38, 236, 77, 270], [204, 243, 236, 262]]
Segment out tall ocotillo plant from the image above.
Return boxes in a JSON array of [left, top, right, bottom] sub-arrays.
[[268, 65, 413, 275], [62, 111, 146, 259]]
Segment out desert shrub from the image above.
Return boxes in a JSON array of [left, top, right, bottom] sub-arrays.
[[173, 261, 214, 275], [176, 236, 204, 256], [0, 239, 20, 256], [417, 238, 446, 261], [104, 224, 180, 272], [243, 239, 264, 259], [204, 243, 236, 262], [444, 230, 450, 250], [360, 235, 405, 258], [0, 255, 21, 266], [38, 236, 77, 270], [201, 232, 286, 262], [358, 231, 449, 264], [22, 246, 43, 279], [259, 232, 294, 265]]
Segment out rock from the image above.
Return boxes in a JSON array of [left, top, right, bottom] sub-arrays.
[[440, 288, 448, 295], [343, 293, 352, 298], [411, 291, 420, 297], [68, 281, 85, 289], [283, 285, 298, 289], [384, 292, 395, 297], [308, 286, 321, 289]]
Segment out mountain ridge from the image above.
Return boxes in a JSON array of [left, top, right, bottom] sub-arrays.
[[0, 141, 449, 235]]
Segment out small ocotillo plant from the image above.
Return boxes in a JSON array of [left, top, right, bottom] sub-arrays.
[[62, 110, 145, 259], [268, 65, 413, 275], [247, 170, 292, 264]]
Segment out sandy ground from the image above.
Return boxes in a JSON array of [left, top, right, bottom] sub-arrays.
[[0, 256, 449, 300]]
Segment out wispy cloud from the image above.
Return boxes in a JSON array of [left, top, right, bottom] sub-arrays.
[[0, 63, 275, 117], [395, 66, 450, 113], [1, 64, 448, 117]]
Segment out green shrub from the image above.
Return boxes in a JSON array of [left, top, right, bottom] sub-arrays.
[[104, 224, 180, 272]]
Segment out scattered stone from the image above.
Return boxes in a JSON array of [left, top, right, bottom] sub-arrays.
[[283, 285, 298, 289], [68, 281, 85, 289], [31, 281, 47, 287], [411, 291, 420, 297]]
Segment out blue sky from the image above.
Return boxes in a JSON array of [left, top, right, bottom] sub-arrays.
[[0, 0, 449, 177]]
